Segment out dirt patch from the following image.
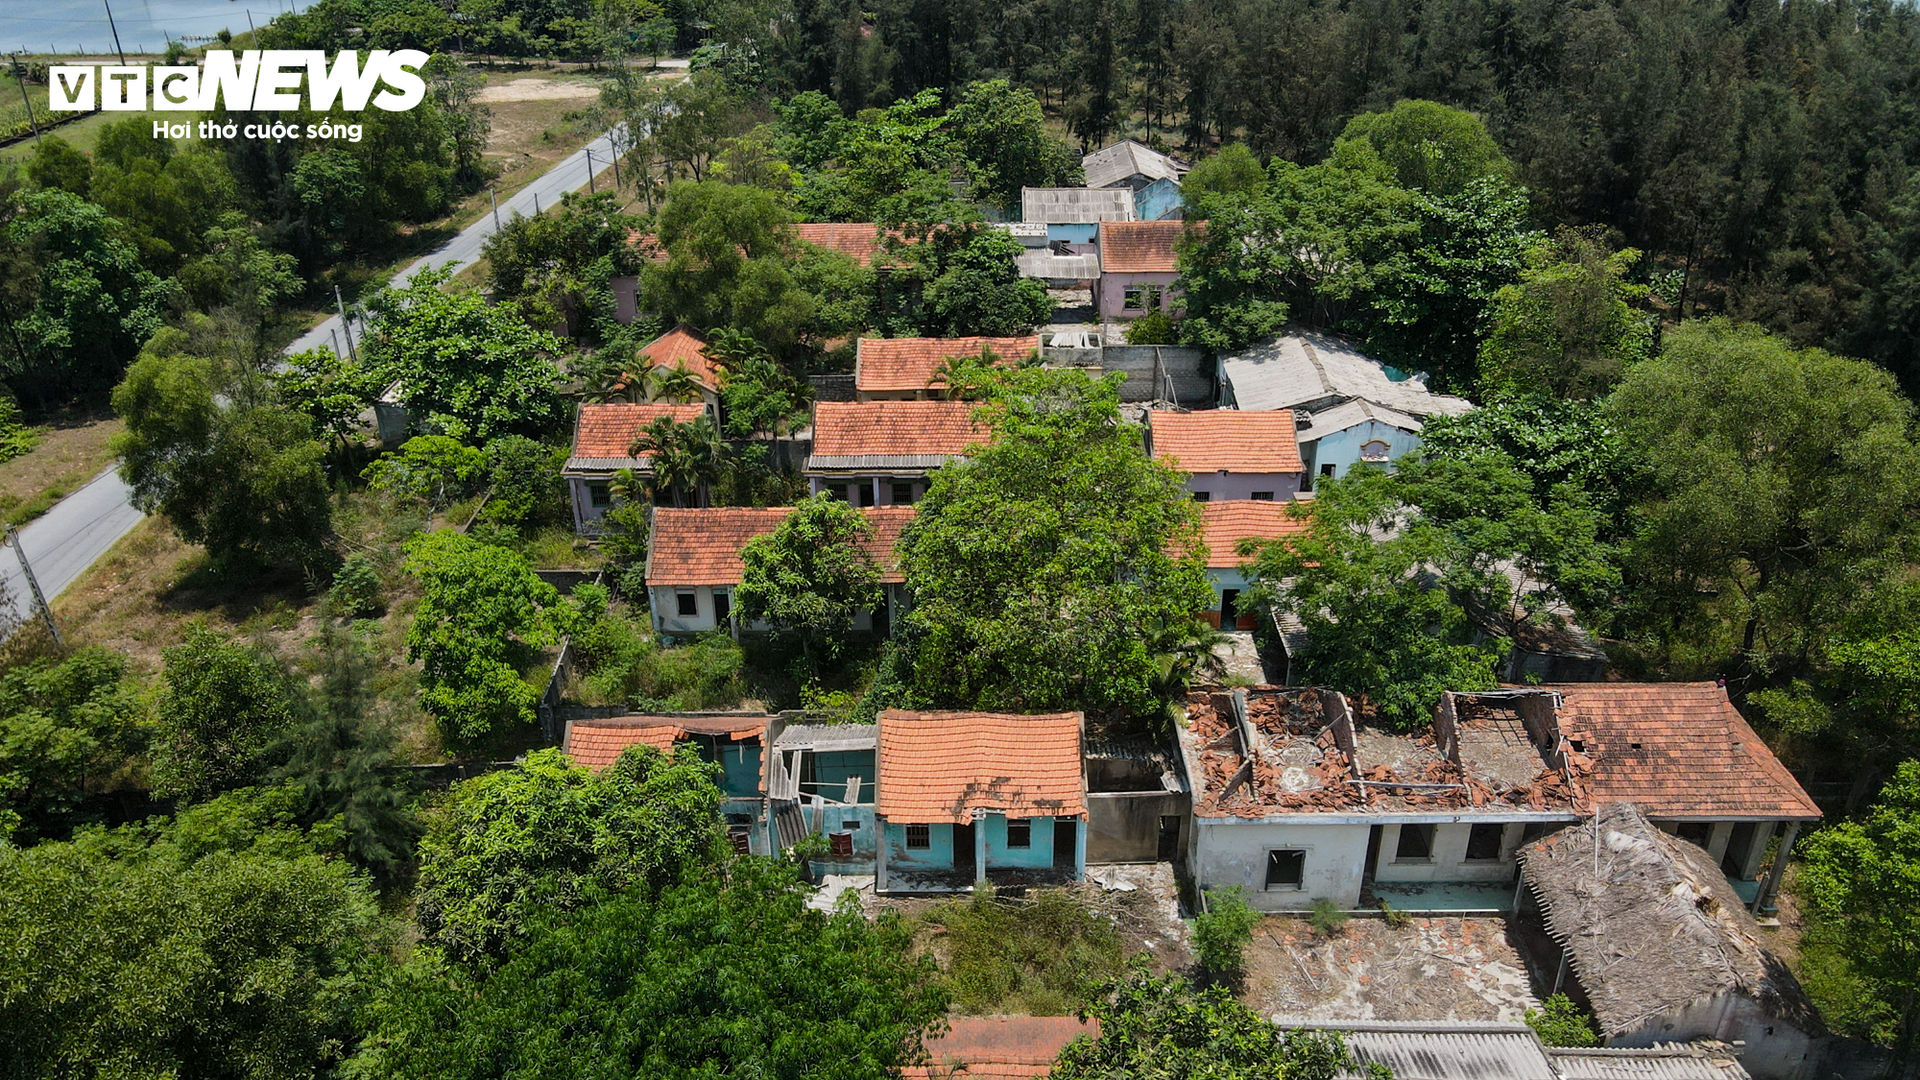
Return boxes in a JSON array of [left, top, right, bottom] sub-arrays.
[[477, 78, 603, 103], [0, 410, 123, 526], [1241, 915, 1543, 1023]]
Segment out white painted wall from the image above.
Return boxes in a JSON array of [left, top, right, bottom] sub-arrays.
[[1372, 822, 1529, 884], [1191, 820, 1373, 910], [1611, 992, 1814, 1080]]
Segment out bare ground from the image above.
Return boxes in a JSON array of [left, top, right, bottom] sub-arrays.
[[0, 410, 122, 526], [1241, 915, 1544, 1023]]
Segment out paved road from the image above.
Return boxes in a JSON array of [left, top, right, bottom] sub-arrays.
[[0, 122, 628, 629], [0, 468, 144, 629], [286, 124, 628, 358]]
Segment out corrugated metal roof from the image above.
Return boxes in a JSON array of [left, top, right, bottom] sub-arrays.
[[1016, 250, 1102, 278], [1280, 1022, 1558, 1080], [1221, 332, 1474, 418], [1021, 186, 1137, 224], [1082, 139, 1188, 190], [773, 723, 878, 752], [564, 456, 651, 474], [1548, 1048, 1753, 1080], [1296, 397, 1425, 442]]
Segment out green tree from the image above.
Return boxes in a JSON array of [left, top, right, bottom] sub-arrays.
[[630, 413, 725, 507], [1052, 968, 1373, 1080], [362, 434, 488, 512], [1796, 759, 1920, 1057], [1192, 887, 1261, 980], [274, 346, 378, 448], [112, 343, 333, 570], [916, 225, 1057, 337], [403, 532, 567, 740], [946, 79, 1080, 212], [0, 787, 384, 1078], [481, 191, 640, 336], [151, 625, 301, 802], [1608, 320, 1920, 669], [0, 648, 146, 843], [1524, 994, 1600, 1048], [478, 435, 568, 528], [22, 136, 91, 196], [1180, 144, 1266, 211], [1479, 230, 1653, 400], [895, 368, 1214, 714], [412, 745, 725, 963], [356, 858, 946, 1077], [1417, 396, 1634, 542], [1244, 470, 1507, 730], [709, 328, 813, 437], [361, 267, 567, 443], [738, 495, 884, 668], [1336, 99, 1513, 199]]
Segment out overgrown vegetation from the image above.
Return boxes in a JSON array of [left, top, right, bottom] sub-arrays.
[[1192, 887, 1260, 980], [919, 885, 1129, 1015]]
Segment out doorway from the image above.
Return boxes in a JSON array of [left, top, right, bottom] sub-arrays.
[[1157, 815, 1182, 862], [1221, 589, 1240, 629], [713, 591, 732, 632], [1053, 818, 1078, 870], [1363, 824, 1384, 884]]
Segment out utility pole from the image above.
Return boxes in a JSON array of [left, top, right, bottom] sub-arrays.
[[102, 0, 126, 64], [6, 526, 61, 645], [334, 286, 359, 363], [331, 327, 342, 358], [245, 10, 256, 38], [11, 54, 40, 146], [585, 148, 596, 194], [489, 188, 501, 231]]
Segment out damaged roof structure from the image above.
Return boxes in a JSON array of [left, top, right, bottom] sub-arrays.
[[1517, 803, 1820, 1080]]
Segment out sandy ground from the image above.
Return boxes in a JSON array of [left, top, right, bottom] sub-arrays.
[[476, 78, 604, 103], [1243, 915, 1544, 1023]]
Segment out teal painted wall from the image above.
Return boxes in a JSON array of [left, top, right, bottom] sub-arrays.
[[884, 821, 957, 868], [984, 813, 1056, 869], [696, 738, 763, 798], [808, 804, 878, 872]]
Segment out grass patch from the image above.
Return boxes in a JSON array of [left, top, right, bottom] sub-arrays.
[[0, 408, 122, 527], [915, 886, 1129, 1016]]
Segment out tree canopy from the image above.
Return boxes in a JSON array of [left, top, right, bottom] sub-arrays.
[[737, 495, 885, 669]]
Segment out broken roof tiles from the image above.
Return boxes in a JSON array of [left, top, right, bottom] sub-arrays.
[[877, 710, 1086, 824], [646, 505, 915, 586], [1150, 408, 1305, 474], [855, 336, 1040, 394], [562, 713, 768, 772]]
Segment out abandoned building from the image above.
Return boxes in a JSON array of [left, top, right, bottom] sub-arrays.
[[1281, 1020, 1754, 1080], [641, 505, 913, 638], [563, 401, 709, 533], [1192, 500, 1311, 630], [1020, 186, 1137, 247], [904, 1015, 1099, 1080], [1094, 220, 1189, 321], [1215, 332, 1473, 481], [1083, 733, 1191, 865], [804, 400, 986, 506], [1517, 803, 1820, 1080], [853, 336, 1039, 401], [560, 712, 774, 855], [765, 718, 880, 875], [1146, 408, 1306, 503], [1178, 687, 1588, 913], [874, 709, 1089, 892]]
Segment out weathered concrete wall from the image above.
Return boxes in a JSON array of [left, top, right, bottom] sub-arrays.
[[1611, 992, 1814, 1080], [1372, 822, 1528, 884], [808, 374, 856, 402], [1192, 819, 1372, 909], [1104, 347, 1212, 404], [1088, 792, 1187, 864], [983, 812, 1056, 869], [1304, 419, 1423, 479], [883, 820, 957, 870], [1186, 472, 1303, 501]]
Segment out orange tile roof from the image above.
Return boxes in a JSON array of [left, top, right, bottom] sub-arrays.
[[564, 715, 768, 773], [1099, 219, 1187, 274], [572, 402, 709, 459], [855, 336, 1040, 393], [1150, 409, 1304, 473], [905, 1017, 1099, 1080], [647, 506, 917, 586], [1543, 683, 1822, 820], [796, 222, 897, 266], [1197, 500, 1312, 567], [877, 710, 1085, 824], [810, 401, 988, 459], [637, 323, 719, 391], [626, 230, 670, 264]]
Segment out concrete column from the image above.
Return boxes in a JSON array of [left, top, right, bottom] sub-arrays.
[[1707, 821, 1735, 864], [974, 813, 989, 885], [874, 815, 888, 892], [1074, 816, 1088, 880], [872, 477, 882, 506], [1754, 821, 1802, 914]]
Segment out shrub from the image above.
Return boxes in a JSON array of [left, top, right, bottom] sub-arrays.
[[1524, 993, 1600, 1047], [925, 885, 1126, 1014], [1308, 897, 1348, 938], [1378, 900, 1412, 929], [1125, 310, 1178, 345], [1193, 886, 1261, 977], [327, 553, 384, 617]]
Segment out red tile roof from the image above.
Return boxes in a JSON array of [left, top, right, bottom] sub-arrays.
[[905, 1016, 1099, 1080], [1099, 219, 1187, 274], [855, 336, 1040, 393], [797, 222, 895, 266], [1197, 501, 1312, 567], [637, 323, 719, 391], [647, 506, 917, 586], [877, 710, 1085, 824], [627, 230, 669, 264], [562, 715, 767, 772], [1543, 683, 1822, 820], [1150, 409, 1304, 473], [810, 401, 988, 459], [571, 402, 709, 459]]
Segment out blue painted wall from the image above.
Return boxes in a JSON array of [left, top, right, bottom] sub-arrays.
[[1049, 223, 1099, 244], [715, 742, 763, 798], [807, 803, 878, 872], [884, 821, 957, 868], [1306, 419, 1424, 480], [984, 813, 1056, 869], [1133, 177, 1182, 221]]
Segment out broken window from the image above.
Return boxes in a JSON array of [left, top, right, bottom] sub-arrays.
[[1124, 285, 1163, 311], [1320, 463, 1337, 478], [1265, 849, 1306, 889], [1251, 491, 1274, 501], [1192, 491, 1210, 502], [1006, 818, 1032, 848], [676, 591, 698, 617], [1395, 823, 1435, 861], [587, 480, 612, 508], [905, 824, 931, 849], [1465, 823, 1504, 861]]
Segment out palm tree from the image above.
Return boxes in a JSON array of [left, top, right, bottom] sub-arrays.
[[630, 415, 726, 507], [609, 467, 648, 506], [1142, 615, 1235, 733], [643, 362, 705, 404]]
